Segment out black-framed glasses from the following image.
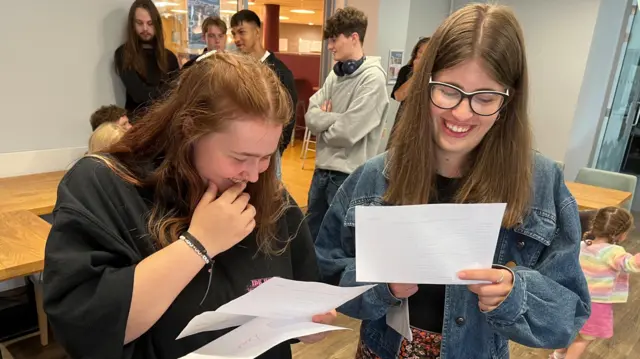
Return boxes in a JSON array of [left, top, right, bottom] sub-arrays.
[[428, 77, 509, 116]]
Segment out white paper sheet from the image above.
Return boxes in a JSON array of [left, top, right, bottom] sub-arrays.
[[386, 300, 412, 341], [177, 278, 375, 358], [355, 203, 506, 285], [215, 277, 374, 320], [180, 317, 347, 359]]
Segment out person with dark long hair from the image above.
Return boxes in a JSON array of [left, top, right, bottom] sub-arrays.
[[386, 36, 429, 149], [44, 53, 335, 359], [316, 4, 590, 359], [115, 0, 179, 121]]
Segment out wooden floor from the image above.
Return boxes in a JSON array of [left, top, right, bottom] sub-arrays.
[[281, 140, 316, 207], [6, 142, 640, 358]]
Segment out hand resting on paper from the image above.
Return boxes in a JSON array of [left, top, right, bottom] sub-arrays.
[[458, 268, 514, 312], [298, 310, 338, 344], [388, 283, 419, 299]]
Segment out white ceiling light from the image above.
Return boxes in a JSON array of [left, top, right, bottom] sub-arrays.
[[279, 16, 290, 20], [291, 9, 315, 14], [154, 2, 179, 7], [226, 1, 255, 4], [171, 9, 188, 13], [220, 9, 236, 14], [308, 22, 314, 25]]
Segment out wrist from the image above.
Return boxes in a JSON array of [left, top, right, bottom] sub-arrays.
[[180, 232, 214, 264], [186, 228, 221, 257]]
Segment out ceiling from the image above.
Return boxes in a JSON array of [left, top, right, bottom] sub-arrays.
[[248, 0, 324, 25], [155, 0, 324, 26]]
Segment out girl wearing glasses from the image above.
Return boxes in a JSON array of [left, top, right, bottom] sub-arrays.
[[315, 3, 590, 359]]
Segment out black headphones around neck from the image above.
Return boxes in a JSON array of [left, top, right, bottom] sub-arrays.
[[333, 56, 366, 77]]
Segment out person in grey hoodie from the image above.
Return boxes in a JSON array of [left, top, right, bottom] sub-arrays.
[[305, 7, 389, 241]]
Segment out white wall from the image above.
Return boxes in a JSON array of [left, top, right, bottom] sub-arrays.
[[404, 0, 450, 60], [452, 0, 602, 163], [0, 0, 130, 178], [346, 0, 380, 55], [374, 0, 411, 150]]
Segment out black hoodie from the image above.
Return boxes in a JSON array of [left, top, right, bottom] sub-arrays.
[[43, 157, 318, 359]]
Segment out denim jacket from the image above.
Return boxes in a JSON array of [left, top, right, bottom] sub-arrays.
[[315, 152, 591, 359]]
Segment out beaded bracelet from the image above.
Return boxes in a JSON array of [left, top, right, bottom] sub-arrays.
[[179, 233, 212, 265]]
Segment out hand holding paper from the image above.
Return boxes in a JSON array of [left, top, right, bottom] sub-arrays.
[[298, 309, 338, 344], [460, 268, 515, 312]]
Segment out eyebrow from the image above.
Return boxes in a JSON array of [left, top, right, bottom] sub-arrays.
[[232, 151, 274, 158], [441, 81, 503, 93]]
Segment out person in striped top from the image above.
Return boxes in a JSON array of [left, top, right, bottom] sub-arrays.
[[551, 207, 639, 359]]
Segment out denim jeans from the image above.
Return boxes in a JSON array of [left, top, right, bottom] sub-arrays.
[[307, 169, 349, 241]]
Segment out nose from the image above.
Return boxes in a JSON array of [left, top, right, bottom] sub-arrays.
[[451, 98, 474, 121], [243, 165, 260, 184]]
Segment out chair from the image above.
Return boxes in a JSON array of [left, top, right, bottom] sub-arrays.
[[300, 127, 316, 169], [290, 100, 307, 146], [575, 168, 637, 210]]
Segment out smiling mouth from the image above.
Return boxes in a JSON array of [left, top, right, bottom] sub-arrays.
[[443, 120, 472, 134]]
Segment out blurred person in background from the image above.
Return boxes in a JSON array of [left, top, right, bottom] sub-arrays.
[[115, 0, 179, 122]]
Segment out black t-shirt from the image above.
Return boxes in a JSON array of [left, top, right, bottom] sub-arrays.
[[387, 65, 413, 149], [114, 45, 180, 121], [264, 53, 298, 153], [43, 157, 318, 359], [407, 174, 459, 333], [390, 65, 412, 102]]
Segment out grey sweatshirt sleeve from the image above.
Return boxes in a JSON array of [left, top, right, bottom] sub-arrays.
[[321, 71, 389, 148], [305, 75, 339, 134]]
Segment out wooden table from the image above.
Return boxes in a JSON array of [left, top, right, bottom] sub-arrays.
[[566, 182, 633, 210], [0, 210, 51, 347], [0, 171, 64, 215]]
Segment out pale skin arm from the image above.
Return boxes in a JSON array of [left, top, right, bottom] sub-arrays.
[[124, 240, 207, 344]]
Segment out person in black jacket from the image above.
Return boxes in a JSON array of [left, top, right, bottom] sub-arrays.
[[387, 37, 430, 149], [182, 16, 228, 70], [115, 0, 179, 122], [43, 52, 335, 359], [230, 10, 298, 157]]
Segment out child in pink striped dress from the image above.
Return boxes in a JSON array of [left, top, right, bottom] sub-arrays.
[[551, 207, 640, 359]]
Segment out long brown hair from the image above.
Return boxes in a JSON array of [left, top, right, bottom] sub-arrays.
[[408, 37, 430, 67], [92, 52, 293, 255], [386, 4, 532, 228], [584, 207, 634, 244], [122, 0, 168, 79]]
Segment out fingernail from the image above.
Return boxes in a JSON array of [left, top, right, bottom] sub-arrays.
[[457, 271, 467, 279]]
